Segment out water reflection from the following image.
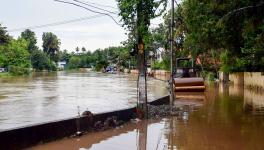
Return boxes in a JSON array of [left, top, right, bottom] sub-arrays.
[[244, 89, 264, 115], [137, 120, 147, 150], [30, 83, 264, 150], [219, 83, 264, 115]]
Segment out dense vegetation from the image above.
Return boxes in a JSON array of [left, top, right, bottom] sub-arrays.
[[0, 24, 132, 74], [0, 0, 263, 76], [118, 0, 264, 76], [0, 26, 60, 74], [65, 46, 132, 71], [177, 0, 264, 73]]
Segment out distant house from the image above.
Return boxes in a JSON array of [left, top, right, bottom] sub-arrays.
[[57, 61, 67, 70], [0, 68, 6, 73], [156, 47, 164, 62]]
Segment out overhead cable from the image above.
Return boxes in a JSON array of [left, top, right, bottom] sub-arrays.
[[8, 14, 104, 32], [84, 0, 117, 10], [54, 0, 122, 26], [73, 0, 118, 14]]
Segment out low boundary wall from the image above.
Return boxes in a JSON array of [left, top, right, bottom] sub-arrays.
[[220, 72, 264, 88], [153, 70, 170, 81], [0, 95, 169, 150]]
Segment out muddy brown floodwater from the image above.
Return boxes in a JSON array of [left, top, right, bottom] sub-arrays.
[[29, 83, 264, 150], [0, 72, 168, 130]]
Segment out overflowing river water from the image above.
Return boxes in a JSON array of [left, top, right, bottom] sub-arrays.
[[30, 82, 264, 150], [0, 72, 168, 130]]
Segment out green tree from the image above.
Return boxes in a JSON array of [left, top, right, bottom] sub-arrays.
[[60, 49, 71, 63], [0, 24, 11, 45], [31, 50, 56, 71], [75, 47, 79, 54], [0, 38, 31, 75], [42, 32, 60, 62], [20, 29, 38, 52], [81, 47, 86, 53], [180, 0, 264, 72], [68, 56, 81, 69], [117, 0, 167, 46]]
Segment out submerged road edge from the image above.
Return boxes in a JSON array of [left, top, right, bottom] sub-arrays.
[[0, 95, 169, 150]]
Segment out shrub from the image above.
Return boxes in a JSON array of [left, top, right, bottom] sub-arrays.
[[31, 50, 56, 71], [9, 65, 30, 75]]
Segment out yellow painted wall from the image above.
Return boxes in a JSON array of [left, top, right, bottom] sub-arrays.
[[153, 70, 170, 81], [244, 72, 264, 88], [227, 72, 264, 88], [229, 72, 244, 85]]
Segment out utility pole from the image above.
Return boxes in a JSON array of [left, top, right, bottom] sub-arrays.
[[170, 0, 175, 105], [137, 0, 148, 119], [137, 37, 148, 118]]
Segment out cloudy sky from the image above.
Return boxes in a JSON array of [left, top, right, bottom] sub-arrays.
[[0, 0, 126, 52], [0, 0, 166, 52]]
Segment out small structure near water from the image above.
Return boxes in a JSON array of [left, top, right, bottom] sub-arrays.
[[0, 68, 6, 73], [57, 61, 67, 70]]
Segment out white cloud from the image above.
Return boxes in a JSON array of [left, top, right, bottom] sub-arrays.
[[1, 0, 126, 52]]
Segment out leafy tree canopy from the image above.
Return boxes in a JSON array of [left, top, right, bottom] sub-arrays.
[[0, 24, 11, 45], [20, 29, 38, 52], [117, 0, 167, 42], [0, 38, 30, 68], [42, 32, 61, 62]]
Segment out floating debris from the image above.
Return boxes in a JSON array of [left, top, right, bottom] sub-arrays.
[[148, 104, 193, 119], [94, 116, 124, 131]]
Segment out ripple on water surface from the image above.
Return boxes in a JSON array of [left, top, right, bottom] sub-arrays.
[[0, 72, 168, 130]]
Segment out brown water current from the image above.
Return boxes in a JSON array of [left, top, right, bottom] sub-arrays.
[[30, 83, 264, 150], [0, 72, 168, 130]]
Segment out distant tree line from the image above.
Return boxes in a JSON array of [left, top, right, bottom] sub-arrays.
[[0, 24, 134, 74], [65, 46, 133, 71]]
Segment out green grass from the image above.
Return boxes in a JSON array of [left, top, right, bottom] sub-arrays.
[[0, 72, 31, 78], [0, 72, 12, 78]]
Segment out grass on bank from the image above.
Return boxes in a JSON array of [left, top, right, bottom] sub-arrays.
[[0, 72, 12, 78]]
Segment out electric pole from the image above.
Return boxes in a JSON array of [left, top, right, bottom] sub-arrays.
[[170, 0, 175, 105], [137, 0, 148, 119]]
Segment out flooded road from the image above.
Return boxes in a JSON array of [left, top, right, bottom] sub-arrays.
[[30, 83, 264, 150], [0, 72, 168, 130]]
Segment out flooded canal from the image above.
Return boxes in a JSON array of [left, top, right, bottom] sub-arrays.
[[0, 72, 168, 130], [30, 83, 264, 150]]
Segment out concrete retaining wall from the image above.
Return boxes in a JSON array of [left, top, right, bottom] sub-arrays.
[[244, 72, 264, 88], [130, 69, 170, 81], [229, 72, 244, 85], [130, 69, 139, 74], [0, 96, 169, 150], [0, 108, 135, 150], [153, 70, 170, 81], [220, 72, 264, 88]]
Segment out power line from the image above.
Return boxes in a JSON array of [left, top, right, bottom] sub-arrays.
[[8, 14, 104, 32], [73, 0, 118, 14], [54, 0, 121, 26], [84, 0, 117, 10]]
